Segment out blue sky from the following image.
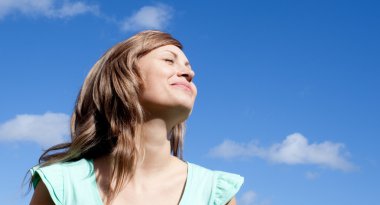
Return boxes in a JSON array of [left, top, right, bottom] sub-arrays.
[[0, 0, 379, 204]]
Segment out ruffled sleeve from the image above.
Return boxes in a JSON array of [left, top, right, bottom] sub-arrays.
[[30, 164, 64, 205], [211, 171, 244, 205]]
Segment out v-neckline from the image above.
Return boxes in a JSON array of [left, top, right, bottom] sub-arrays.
[[89, 159, 191, 205]]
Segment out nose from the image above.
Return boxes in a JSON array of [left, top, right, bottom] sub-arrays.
[[177, 66, 195, 82]]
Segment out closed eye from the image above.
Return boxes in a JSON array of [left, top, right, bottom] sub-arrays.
[[164, 59, 174, 64]]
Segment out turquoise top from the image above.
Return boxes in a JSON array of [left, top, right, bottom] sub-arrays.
[[30, 158, 244, 205]]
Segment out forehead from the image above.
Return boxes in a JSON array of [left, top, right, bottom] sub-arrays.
[[151, 45, 188, 59], [140, 45, 192, 69]]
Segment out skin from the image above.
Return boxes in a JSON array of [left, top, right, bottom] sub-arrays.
[[137, 45, 197, 125], [30, 45, 237, 205]]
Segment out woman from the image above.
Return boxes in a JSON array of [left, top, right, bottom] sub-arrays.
[[29, 30, 244, 205]]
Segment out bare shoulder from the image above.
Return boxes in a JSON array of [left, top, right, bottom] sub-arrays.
[[226, 196, 237, 205], [168, 156, 188, 184], [29, 181, 55, 205], [170, 156, 188, 171]]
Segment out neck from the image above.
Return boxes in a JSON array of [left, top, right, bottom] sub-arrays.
[[136, 117, 174, 174], [93, 117, 182, 192]]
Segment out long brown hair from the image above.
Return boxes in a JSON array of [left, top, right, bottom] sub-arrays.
[[32, 30, 186, 204]]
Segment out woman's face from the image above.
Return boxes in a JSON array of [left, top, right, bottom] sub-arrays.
[[137, 45, 197, 122]]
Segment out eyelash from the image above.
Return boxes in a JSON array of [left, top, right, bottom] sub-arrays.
[[164, 59, 174, 64]]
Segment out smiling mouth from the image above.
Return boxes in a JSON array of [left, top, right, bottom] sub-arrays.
[[171, 84, 192, 93]]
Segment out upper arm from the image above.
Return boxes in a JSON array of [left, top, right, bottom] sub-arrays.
[[29, 181, 55, 205], [226, 196, 237, 205]]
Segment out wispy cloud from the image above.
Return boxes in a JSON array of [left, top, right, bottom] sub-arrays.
[[0, 112, 70, 148], [120, 4, 173, 32], [239, 190, 257, 205], [0, 1, 174, 33], [209, 133, 355, 171], [305, 171, 319, 180], [0, 0, 99, 20]]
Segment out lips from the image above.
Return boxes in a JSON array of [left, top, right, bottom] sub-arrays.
[[171, 82, 192, 92]]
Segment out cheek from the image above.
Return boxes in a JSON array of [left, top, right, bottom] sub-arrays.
[[145, 73, 167, 90], [140, 75, 169, 101]]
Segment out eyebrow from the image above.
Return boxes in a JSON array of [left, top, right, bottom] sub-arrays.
[[163, 50, 192, 69]]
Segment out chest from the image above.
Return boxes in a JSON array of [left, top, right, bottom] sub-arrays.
[[110, 187, 185, 205], [101, 173, 187, 205]]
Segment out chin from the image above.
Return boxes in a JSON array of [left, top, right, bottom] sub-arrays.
[[178, 101, 194, 112], [171, 104, 193, 121], [173, 97, 195, 109]]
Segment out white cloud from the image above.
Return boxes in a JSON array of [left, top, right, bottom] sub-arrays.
[[120, 4, 173, 32], [208, 139, 261, 159], [209, 133, 355, 171], [0, 112, 70, 148], [0, 0, 98, 19], [0, 1, 175, 33]]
